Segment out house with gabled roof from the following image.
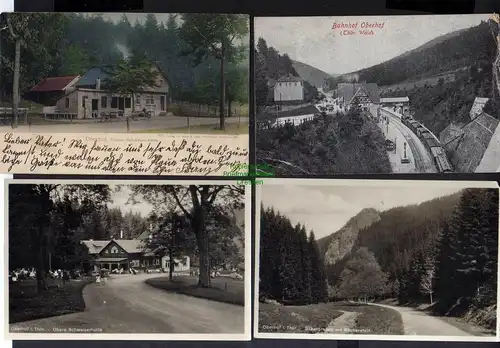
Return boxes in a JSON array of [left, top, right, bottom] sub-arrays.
[[337, 82, 380, 112], [81, 235, 190, 273], [24, 75, 80, 106], [273, 73, 304, 104]]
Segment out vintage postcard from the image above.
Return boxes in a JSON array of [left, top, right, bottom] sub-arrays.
[[255, 178, 499, 341], [255, 15, 500, 174], [6, 180, 251, 340], [0, 13, 250, 175]]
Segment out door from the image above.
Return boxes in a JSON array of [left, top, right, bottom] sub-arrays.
[[118, 97, 125, 111], [91, 99, 99, 118], [160, 95, 165, 111]]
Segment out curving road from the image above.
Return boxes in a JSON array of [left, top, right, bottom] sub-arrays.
[[10, 274, 245, 334], [367, 303, 472, 336]]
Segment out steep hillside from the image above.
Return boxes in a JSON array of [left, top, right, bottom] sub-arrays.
[[318, 208, 380, 265], [292, 60, 335, 88], [332, 21, 495, 87]]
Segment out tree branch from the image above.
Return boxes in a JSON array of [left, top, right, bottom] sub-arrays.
[[6, 16, 18, 40], [192, 24, 222, 59], [170, 187, 192, 219]]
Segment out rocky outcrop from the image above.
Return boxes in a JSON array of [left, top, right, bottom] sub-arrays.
[[318, 208, 380, 265]]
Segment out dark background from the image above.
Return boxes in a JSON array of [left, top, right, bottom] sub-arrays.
[[10, 0, 500, 347]]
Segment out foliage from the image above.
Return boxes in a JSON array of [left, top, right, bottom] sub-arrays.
[[256, 109, 391, 175], [260, 206, 327, 305], [0, 13, 249, 111], [129, 185, 245, 287], [8, 184, 111, 294]]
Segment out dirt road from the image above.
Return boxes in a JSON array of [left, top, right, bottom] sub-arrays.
[[10, 274, 244, 334], [368, 303, 471, 336], [4, 115, 247, 133]]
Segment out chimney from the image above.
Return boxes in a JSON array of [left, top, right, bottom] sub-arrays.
[[96, 78, 101, 90], [120, 229, 123, 239]]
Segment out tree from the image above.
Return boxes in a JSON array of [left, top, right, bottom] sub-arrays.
[[58, 44, 90, 75], [179, 14, 249, 130], [225, 65, 248, 118], [8, 184, 110, 294], [129, 185, 244, 287], [148, 211, 194, 281], [105, 56, 160, 113], [420, 258, 435, 304], [2, 13, 68, 127]]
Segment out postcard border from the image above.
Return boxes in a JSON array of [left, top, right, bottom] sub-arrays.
[[5, 179, 252, 341], [253, 178, 500, 342]]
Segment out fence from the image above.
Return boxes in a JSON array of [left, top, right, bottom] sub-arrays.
[[170, 101, 249, 118]]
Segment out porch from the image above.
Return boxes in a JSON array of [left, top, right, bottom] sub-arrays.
[[94, 257, 129, 272]]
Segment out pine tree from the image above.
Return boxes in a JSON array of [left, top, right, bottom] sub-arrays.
[[308, 231, 327, 303], [297, 224, 313, 304]]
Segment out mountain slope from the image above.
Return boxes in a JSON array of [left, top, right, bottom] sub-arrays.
[[332, 20, 495, 87], [292, 59, 336, 88], [318, 208, 380, 266]]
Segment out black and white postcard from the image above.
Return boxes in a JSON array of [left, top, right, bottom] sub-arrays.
[[6, 180, 251, 340], [255, 179, 499, 341], [255, 15, 500, 174], [0, 13, 249, 135]]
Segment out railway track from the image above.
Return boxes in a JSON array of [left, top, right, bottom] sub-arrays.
[[383, 111, 437, 173]]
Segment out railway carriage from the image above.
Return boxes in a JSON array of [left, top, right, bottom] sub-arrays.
[[430, 146, 453, 173]]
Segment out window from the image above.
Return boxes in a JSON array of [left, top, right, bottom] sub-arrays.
[[65, 98, 69, 108], [111, 246, 118, 254], [154, 258, 160, 265], [125, 97, 131, 108], [135, 94, 141, 105], [101, 96, 107, 108], [82, 96, 87, 107], [146, 95, 155, 105], [131, 260, 139, 267], [111, 97, 118, 108]]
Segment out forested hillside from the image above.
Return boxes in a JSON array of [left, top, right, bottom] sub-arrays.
[[324, 188, 498, 330], [255, 37, 318, 108], [259, 205, 327, 304], [256, 106, 391, 175], [324, 20, 499, 135], [291, 60, 335, 88], [0, 13, 249, 107]]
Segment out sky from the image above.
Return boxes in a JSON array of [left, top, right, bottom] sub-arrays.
[[261, 183, 468, 240], [254, 14, 490, 75], [107, 185, 154, 217]]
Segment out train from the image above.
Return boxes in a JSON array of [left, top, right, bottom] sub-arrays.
[[401, 115, 453, 173]]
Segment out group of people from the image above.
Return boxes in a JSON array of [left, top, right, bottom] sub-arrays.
[[9, 267, 82, 283]]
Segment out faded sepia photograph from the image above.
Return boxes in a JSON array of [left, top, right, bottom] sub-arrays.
[[255, 15, 500, 174], [6, 181, 250, 340], [0, 13, 249, 135], [255, 180, 499, 341]]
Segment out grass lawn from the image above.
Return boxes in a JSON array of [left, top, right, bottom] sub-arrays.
[[259, 301, 404, 334], [9, 278, 93, 324], [146, 275, 244, 306], [134, 122, 248, 135]]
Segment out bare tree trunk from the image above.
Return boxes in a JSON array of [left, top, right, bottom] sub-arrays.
[[430, 292, 433, 304], [169, 248, 174, 282], [219, 41, 226, 130], [35, 227, 46, 295], [228, 99, 232, 118], [12, 39, 20, 129], [194, 209, 211, 288]]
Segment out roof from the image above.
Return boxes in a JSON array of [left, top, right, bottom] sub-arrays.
[[475, 114, 500, 172], [443, 112, 499, 173], [276, 74, 302, 83], [29, 75, 79, 92], [337, 82, 380, 105], [470, 97, 489, 120], [82, 238, 147, 255], [94, 257, 128, 263], [380, 97, 409, 103], [75, 66, 110, 88]]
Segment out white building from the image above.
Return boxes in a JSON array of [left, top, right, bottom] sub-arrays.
[[273, 74, 304, 104]]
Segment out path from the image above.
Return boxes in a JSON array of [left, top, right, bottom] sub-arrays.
[[325, 310, 359, 334], [367, 303, 470, 336], [3, 115, 247, 133], [9, 274, 244, 334]]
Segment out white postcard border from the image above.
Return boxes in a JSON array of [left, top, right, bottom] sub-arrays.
[[5, 179, 252, 341], [254, 178, 500, 342]]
